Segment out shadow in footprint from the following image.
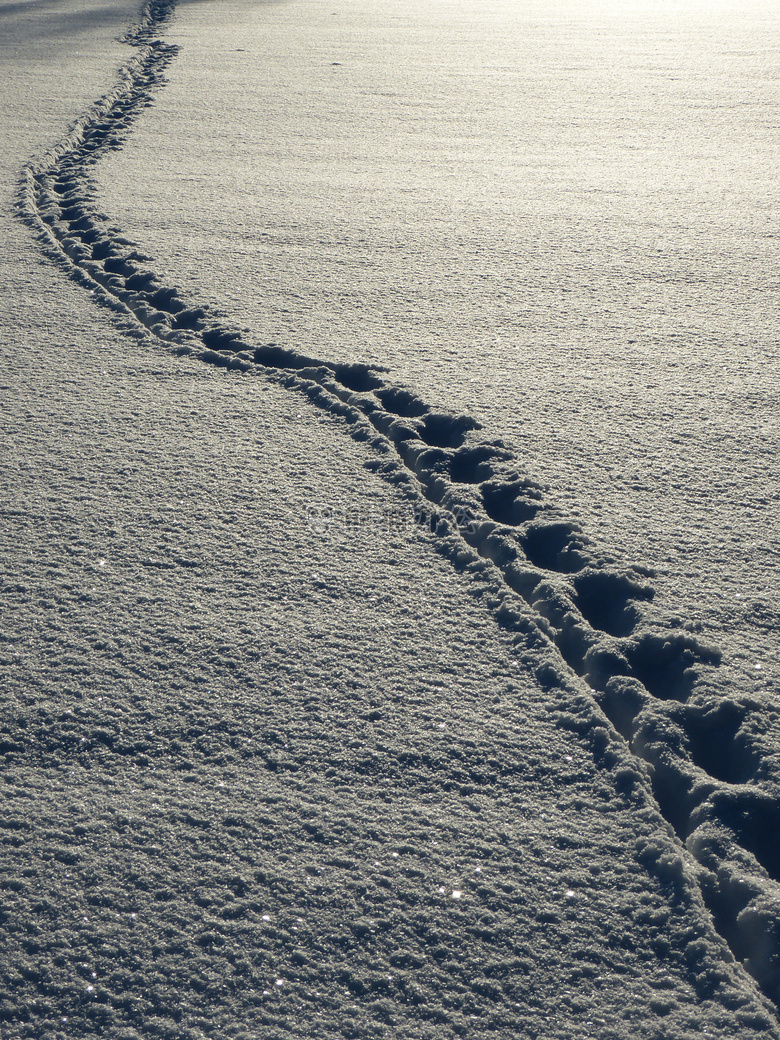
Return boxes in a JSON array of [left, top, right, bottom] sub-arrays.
[[520, 522, 587, 573], [76, 226, 101, 245], [698, 870, 780, 1009], [104, 256, 135, 277], [481, 479, 542, 526], [449, 444, 513, 484], [202, 326, 245, 352], [125, 270, 161, 293], [61, 204, 85, 222], [172, 306, 209, 331], [253, 344, 321, 370], [145, 286, 185, 315], [91, 239, 119, 261], [374, 386, 429, 418], [332, 363, 385, 393], [684, 701, 760, 784], [709, 790, 780, 882], [418, 412, 481, 449], [572, 570, 653, 637], [624, 632, 721, 701], [53, 177, 78, 194]]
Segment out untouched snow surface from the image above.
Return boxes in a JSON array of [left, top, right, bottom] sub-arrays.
[[2, 0, 780, 1037]]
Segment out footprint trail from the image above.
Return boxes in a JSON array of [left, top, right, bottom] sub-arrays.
[[16, 0, 780, 1016]]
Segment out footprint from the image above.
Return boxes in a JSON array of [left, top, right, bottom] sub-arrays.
[[76, 226, 101, 245], [418, 411, 481, 448], [201, 325, 245, 352], [103, 255, 136, 277], [683, 700, 760, 785], [253, 343, 323, 371], [332, 362, 386, 393], [706, 789, 780, 883], [448, 443, 513, 484], [571, 569, 653, 638], [623, 632, 721, 702], [125, 270, 162, 292], [480, 478, 542, 526], [408, 446, 452, 480], [374, 386, 429, 418], [519, 521, 588, 573], [173, 306, 209, 331], [147, 286, 186, 315], [91, 239, 117, 261]]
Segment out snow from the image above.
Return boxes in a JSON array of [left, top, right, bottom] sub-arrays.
[[1, 0, 780, 1037]]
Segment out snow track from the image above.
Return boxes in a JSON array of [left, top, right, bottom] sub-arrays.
[[16, 0, 780, 1015]]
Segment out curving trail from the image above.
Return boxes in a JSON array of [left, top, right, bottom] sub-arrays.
[[17, 0, 780, 1017]]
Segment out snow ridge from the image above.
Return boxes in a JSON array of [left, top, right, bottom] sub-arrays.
[[16, 0, 780, 1016]]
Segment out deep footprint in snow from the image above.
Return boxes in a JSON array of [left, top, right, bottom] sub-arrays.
[[480, 476, 544, 525], [374, 385, 429, 418], [519, 520, 588, 573], [449, 442, 514, 483], [571, 568, 653, 638], [683, 699, 761, 785]]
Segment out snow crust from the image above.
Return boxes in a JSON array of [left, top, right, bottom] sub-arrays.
[[2, 0, 780, 1036]]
